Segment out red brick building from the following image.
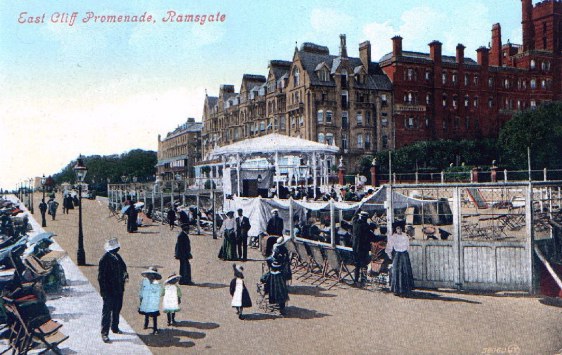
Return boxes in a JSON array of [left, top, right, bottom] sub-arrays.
[[380, 0, 559, 148]]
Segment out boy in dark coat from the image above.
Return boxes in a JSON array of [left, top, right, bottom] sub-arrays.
[[175, 225, 193, 285]]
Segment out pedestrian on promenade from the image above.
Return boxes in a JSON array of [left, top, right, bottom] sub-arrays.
[[63, 193, 73, 214], [352, 211, 375, 286], [385, 222, 414, 297], [230, 264, 252, 320], [98, 238, 129, 343], [266, 209, 284, 236], [270, 236, 292, 283], [39, 198, 47, 227], [235, 208, 251, 261], [47, 198, 59, 221], [126, 204, 139, 233], [167, 207, 177, 230], [219, 211, 237, 261], [178, 207, 190, 230], [163, 273, 182, 326], [175, 224, 193, 285], [260, 259, 289, 316], [139, 267, 163, 335]]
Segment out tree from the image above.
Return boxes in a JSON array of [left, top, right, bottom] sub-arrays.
[[498, 102, 562, 169]]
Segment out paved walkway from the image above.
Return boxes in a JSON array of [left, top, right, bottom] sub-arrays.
[[3, 195, 151, 354], [19, 193, 562, 354]]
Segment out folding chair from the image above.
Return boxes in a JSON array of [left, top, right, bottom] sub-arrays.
[[24, 255, 52, 278], [322, 247, 354, 289], [306, 244, 326, 285], [293, 242, 312, 279], [3, 295, 67, 355], [286, 240, 308, 275]]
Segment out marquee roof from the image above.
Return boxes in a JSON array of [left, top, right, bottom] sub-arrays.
[[209, 133, 339, 158]]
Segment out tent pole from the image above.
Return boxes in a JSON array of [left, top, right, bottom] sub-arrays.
[[236, 154, 241, 197], [289, 197, 294, 240], [330, 198, 336, 247], [313, 152, 317, 199]]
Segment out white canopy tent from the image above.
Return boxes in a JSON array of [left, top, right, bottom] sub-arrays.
[[198, 134, 340, 198]]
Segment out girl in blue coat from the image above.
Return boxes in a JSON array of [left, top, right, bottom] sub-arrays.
[[139, 267, 163, 334]]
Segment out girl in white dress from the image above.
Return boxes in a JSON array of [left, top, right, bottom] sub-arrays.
[[162, 273, 182, 326], [229, 264, 252, 320]]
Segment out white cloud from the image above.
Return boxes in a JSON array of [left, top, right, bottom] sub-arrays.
[[363, 2, 495, 60], [310, 8, 354, 35], [0, 86, 206, 189]]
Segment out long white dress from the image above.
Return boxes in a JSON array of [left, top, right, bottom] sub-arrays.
[[231, 278, 243, 307], [163, 284, 181, 313]]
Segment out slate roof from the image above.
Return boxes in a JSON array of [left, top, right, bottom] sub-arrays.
[[269, 60, 292, 79], [297, 45, 392, 91], [206, 96, 218, 108], [379, 50, 478, 65]]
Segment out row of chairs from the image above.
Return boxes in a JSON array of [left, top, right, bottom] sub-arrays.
[[286, 240, 355, 290], [1, 242, 68, 353]]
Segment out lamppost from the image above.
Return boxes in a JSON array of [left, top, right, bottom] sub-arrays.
[[175, 173, 181, 206], [132, 176, 138, 202], [41, 175, 47, 227], [73, 156, 88, 266], [29, 178, 34, 214], [121, 175, 129, 202]]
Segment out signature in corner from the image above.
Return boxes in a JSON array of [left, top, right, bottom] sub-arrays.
[[481, 344, 521, 354]]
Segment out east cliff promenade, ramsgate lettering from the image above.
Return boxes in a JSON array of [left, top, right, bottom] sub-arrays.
[[161, 11, 226, 24], [17, 11, 227, 26]]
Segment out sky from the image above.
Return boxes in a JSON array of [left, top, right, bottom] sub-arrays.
[[0, 0, 528, 190]]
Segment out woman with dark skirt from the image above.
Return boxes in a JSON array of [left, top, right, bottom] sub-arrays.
[[260, 259, 289, 315], [270, 236, 292, 283], [218, 211, 237, 261], [385, 224, 414, 297]]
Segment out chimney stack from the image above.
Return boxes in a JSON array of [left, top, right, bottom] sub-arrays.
[[490, 23, 502, 66], [476, 46, 490, 68], [429, 40, 442, 65], [392, 36, 403, 57], [339, 34, 348, 58], [456, 44, 465, 64], [522, 0, 535, 51], [359, 41, 371, 72]]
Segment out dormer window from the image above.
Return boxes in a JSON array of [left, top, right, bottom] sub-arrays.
[[530, 60, 536, 70], [293, 67, 300, 86], [318, 68, 329, 82]]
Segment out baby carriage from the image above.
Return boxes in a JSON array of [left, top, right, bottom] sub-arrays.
[[367, 241, 391, 288]]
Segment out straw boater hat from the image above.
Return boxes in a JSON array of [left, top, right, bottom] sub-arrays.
[[104, 237, 120, 252], [141, 266, 162, 280], [232, 263, 244, 278], [271, 208, 279, 213], [360, 211, 370, 218], [165, 273, 181, 284], [226, 210, 235, 216]]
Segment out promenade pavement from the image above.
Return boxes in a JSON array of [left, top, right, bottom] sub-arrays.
[[23, 192, 562, 354], [2, 195, 151, 354]]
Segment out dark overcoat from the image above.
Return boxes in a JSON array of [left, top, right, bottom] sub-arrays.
[[98, 251, 128, 297]]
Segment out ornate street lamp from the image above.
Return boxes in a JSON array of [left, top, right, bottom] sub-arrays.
[[73, 156, 88, 266], [29, 178, 34, 214], [40, 175, 47, 227]]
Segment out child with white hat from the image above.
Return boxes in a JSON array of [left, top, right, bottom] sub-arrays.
[[163, 273, 182, 326], [139, 266, 163, 334], [229, 264, 252, 320]]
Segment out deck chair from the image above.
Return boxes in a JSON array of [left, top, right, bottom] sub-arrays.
[[466, 188, 489, 209], [285, 240, 307, 274], [322, 247, 354, 289], [293, 242, 312, 280], [306, 244, 327, 285], [24, 255, 52, 278]]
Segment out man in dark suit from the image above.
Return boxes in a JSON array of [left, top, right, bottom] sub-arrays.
[[352, 211, 375, 285], [98, 238, 128, 343], [266, 209, 284, 236], [235, 208, 251, 261], [175, 224, 193, 285]]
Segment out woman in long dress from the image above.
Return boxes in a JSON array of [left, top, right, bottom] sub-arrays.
[[260, 259, 289, 315], [219, 211, 237, 260], [385, 224, 415, 297]]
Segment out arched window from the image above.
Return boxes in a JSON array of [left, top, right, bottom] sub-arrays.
[[326, 133, 334, 145], [317, 133, 325, 143], [530, 60, 536, 70]]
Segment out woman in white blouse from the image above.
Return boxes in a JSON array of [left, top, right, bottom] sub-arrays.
[[385, 224, 415, 297]]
